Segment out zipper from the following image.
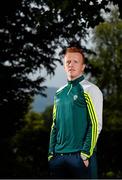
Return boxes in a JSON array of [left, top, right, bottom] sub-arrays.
[[67, 84, 72, 95]]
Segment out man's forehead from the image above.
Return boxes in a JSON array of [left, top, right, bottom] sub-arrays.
[[64, 52, 83, 60]]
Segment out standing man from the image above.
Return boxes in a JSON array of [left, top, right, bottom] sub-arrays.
[[48, 45, 103, 179]]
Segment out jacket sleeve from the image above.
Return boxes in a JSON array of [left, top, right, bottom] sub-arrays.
[[81, 85, 103, 158], [48, 97, 57, 154]]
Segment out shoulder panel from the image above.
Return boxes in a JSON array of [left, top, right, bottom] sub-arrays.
[[56, 84, 68, 94]]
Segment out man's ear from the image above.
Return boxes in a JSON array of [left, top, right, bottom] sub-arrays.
[[82, 64, 86, 72], [63, 62, 67, 72]]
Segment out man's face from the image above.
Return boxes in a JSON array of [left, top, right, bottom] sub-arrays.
[[64, 52, 85, 80]]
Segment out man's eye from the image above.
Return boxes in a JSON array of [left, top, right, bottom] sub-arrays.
[[66, 61, 70, 64]]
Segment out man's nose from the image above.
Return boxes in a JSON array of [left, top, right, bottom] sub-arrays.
[[69, 61, 74, 67]]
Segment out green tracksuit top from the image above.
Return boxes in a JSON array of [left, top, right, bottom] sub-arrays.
[[49, 75, 103, 158]]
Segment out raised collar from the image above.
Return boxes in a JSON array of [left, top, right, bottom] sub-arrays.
[[68, 75, 84, 86]]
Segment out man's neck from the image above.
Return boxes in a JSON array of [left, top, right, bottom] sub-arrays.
[[68, 73, 83, 81]]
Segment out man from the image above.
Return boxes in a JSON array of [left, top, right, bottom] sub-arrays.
[[48, 45, 103, 178]]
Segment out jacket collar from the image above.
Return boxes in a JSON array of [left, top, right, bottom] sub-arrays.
[[68, 75, 84, 86]]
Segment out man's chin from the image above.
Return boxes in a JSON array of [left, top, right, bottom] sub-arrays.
[[68, 75, 76, 80]]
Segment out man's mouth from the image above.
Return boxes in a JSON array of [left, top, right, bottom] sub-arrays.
[[68, 69, 75, 72]]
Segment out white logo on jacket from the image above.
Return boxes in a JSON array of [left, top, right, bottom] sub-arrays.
[[73, 95, 78, 101]]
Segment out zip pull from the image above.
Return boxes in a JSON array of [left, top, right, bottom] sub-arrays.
[[67, 84, 72, 95]]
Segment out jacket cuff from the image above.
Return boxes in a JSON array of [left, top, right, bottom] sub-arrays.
[[80, 152, 89, 160], [48, 152, 54, 161]]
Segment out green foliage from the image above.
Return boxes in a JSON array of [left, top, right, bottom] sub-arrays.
[[11, 126, 49, 178], [109, 0, 122, 18], [23, 105, 53, 131], [89, 6, 122, 130], [41, 105, 53, 130], [24, 111, 45, 130], [87, 6, 122, 178], [10, 107, 53, 178]]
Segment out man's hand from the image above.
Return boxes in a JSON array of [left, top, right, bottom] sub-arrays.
[[80, 153, 89, 167], [83, 159, 89, 167]]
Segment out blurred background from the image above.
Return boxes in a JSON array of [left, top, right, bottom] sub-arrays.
[[0, 0, 122, 178]]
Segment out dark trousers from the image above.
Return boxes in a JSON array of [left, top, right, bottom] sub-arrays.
[[89, 151, 98, 179], [49, 152, 88, 179], [48, 151, 98, 179]]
